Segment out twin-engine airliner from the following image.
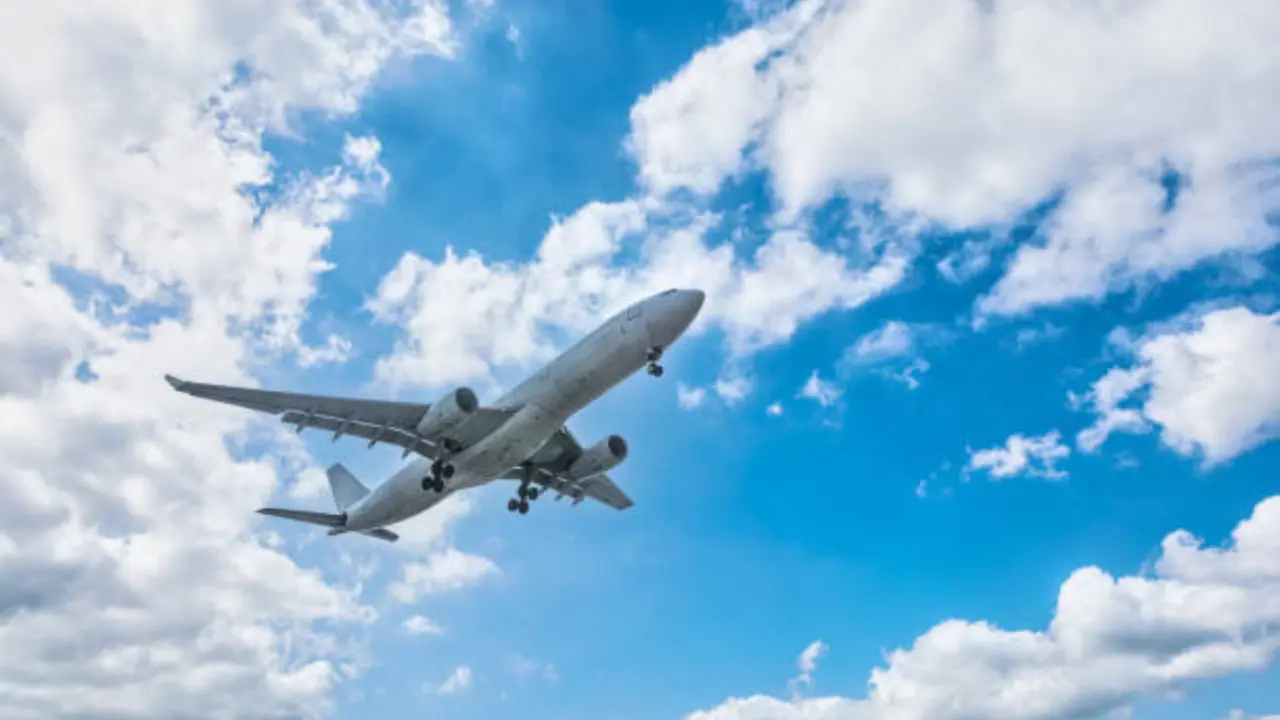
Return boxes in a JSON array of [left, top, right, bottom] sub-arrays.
[[165, 288, 705, 542]]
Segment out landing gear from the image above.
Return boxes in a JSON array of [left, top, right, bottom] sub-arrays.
[[422, 457, 454, 494], [507, 466, 537, 514], [646, 346, 665, 377]]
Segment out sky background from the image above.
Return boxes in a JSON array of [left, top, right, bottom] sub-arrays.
[[1, 1, 1279, 719]]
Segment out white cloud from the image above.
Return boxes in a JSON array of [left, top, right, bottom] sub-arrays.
[[967, 430, 1071, 481], [714, 373, 754, 406], [0, 1, 457, 716], [1219, 711, 1280, 720], [389, 548, 500, 603], [766, 402, 784, 417], [434, 666, 472, 695], [1076, 306, 1280, 465], [841, 321, 935, 389], [369, 207, 908, 390], [509, 654, 559, 685], [686, 493, 1280, 720], [1013, 322, 1065, 350], [797, 371, 841, 407], [678, 383, 709, 410], [786, 640, 827, 699], [626, 0, 1280, 319], [884, 358, 931, 391], [402, 615, 445, 636], [848, 321, 916, 364]]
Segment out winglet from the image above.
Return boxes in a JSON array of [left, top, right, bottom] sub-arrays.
[[164, 374, 186, 390]]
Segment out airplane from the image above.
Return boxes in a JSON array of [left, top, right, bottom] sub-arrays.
[[164, 288, 705, 543]]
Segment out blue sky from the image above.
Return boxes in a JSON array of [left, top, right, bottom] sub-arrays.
[[270, 1, 1280, 718], [3, 1, 1280, 719]]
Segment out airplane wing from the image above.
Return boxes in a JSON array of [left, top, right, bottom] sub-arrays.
[[164, 375, 516, 457], [502, 426, 635, 510]]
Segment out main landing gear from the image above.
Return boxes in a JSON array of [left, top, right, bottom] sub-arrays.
[[421, 455, 455, 494], [646, 346, 665, 378], [507, 469, 540, 515]]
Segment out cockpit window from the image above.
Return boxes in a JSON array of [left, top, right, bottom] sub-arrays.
[[660, 289, 677, 296]]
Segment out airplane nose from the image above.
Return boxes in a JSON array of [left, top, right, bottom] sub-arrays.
[[648, 288, 706, 349], [682, 289, 705, 316]]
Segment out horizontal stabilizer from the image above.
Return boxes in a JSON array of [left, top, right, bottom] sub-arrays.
[[257, 507, 345, 527], [360, 528, 399, 542]]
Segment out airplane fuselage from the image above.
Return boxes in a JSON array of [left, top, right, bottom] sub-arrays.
[[340, 289, 704, 531]]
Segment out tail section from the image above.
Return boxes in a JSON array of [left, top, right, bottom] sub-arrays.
[[326, 462, 370, 511], [256, 464, 397, 542]]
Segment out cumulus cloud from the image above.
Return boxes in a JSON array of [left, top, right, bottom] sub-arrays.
[[1076, 306, 1280, 465], [369, 209, 908, 390], [433, 666, 473, 695], [797, 371, 841, 408], [388, 548, 500, 603], [626, 0, 1280, 319], [840, 321, 939, 390], [715, 373, 755, 406], [847, 321, 917, 364], [678, 383, 710, 410], [0, 1, 466, 717], [787, 640, 828, 699], [402, 615, 445, 636], [686, 493, 1280, 720], [966, 430, 1071, 481]]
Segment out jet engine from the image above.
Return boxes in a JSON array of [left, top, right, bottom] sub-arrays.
[[414, 387, 479, 439], [566, 434, 628, 479]]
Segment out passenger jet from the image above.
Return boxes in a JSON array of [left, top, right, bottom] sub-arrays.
[[165, 288, 705, 542]]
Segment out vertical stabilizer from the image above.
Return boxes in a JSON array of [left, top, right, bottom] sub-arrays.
[[326, 462, 370, 511]]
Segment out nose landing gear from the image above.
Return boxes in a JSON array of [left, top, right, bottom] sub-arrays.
[[646, 346, 665, 377]]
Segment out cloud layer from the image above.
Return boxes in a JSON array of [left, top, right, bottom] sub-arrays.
[[688, 493, 1280, 719], [0, 1, 461, 717]]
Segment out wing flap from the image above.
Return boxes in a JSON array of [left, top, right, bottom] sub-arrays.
[[577, 473, 634, 510], [281, 411, 440, 458]]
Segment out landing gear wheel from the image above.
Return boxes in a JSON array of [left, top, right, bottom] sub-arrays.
[[526, 487, 539, 501], [507, 498, 520, 513], [647, 363, 664, 377], [423, 477, 444, 493], [441, 463, 455, 479], [518, 500, 530, 515]]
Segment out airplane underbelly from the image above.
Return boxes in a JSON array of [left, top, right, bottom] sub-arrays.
[[551, 336, 645, 413], [456, 403, 558, 479]]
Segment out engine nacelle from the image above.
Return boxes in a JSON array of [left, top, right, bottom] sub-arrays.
[[566, 434, 628, 480], [414, 387, 479, 439]]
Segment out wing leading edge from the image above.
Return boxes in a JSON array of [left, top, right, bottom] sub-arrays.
[[164, 375, 515, 457]]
